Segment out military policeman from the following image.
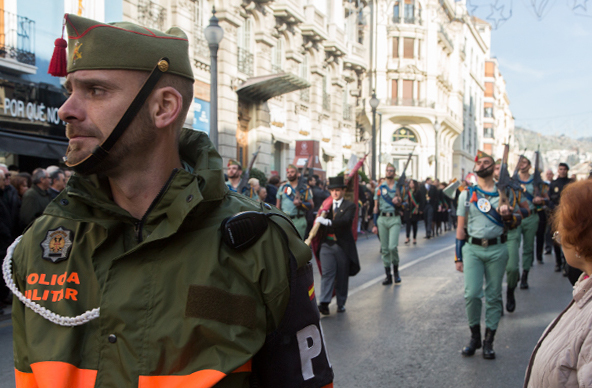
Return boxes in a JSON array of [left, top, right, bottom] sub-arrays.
[[276, 165, 314, 239], [372, 163, 404, 285], [455, 150, 520, 360], [514, 153, 545, 289], [6, 14, 333, 388]]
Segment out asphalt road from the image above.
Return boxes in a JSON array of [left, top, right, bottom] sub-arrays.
[[0, 225, 573, 388]]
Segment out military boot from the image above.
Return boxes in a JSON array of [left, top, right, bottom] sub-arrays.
[[393, 264, 401, 284], [461, 325, 481, 356], [382, 267, 393, 285], [506, 287, 516, 313], [482, 328, 496, 359], [520, 270, 529, 289]]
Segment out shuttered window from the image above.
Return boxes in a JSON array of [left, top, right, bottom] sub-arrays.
[[403, 38, 414, 58]]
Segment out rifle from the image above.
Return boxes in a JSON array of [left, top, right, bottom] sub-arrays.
[[532, 145, 542, 198], [236, 146, 261, 195], [294, 156, 311, 205], [397, 147, 416, 198], [512, 148, 527, 180], [496, 144, 513, 207]]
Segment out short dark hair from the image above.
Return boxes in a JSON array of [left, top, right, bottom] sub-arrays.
[[49, 169, 65, 184], [559, 163, 570, 171], [268, 175, 280, 185]]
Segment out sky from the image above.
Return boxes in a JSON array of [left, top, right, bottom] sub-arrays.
[[468, 0, 592, 139]]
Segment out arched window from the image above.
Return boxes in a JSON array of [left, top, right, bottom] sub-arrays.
[[271, 37, 283, 73], [392, 127, 418, 142]]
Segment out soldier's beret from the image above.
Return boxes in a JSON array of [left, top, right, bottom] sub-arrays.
[[63, 14, 193, 80]]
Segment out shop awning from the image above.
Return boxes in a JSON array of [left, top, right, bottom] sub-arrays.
[[236, 73, 310, 103], [0, 130, 68, 160]]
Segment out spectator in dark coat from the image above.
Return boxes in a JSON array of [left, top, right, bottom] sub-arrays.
[[0, 165, 20, 237], [19, 168, 51, 230], [0, 170, 14, 312], [48, 169, 67, 200], [265, 175, 280, 206]]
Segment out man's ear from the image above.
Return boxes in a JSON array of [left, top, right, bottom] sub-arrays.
[[152, 86, 183, 129]]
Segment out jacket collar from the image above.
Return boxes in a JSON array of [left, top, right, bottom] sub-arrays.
[[573, 274, 592, 308], [33, 184, 49, 197], [45, 128, 227, 235]]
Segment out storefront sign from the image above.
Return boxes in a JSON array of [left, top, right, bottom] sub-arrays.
[[3, 98, 63, 125]]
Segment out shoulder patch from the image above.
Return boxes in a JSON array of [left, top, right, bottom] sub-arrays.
[[40, 227, 74, 263]]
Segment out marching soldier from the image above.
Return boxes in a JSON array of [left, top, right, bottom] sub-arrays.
[[276, 165, 314, 239], [514, 153, 546, 289], [372, 163, 404, 285], [225, 160, 258, 199], [455, 151, 521, 359]]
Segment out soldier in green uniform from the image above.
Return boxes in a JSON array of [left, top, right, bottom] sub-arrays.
[[513, 154, 545, 289], [225, 160, 258, 200], [372, 163, 404, 285], [276, 165, 314, 239], [455, 150, 521, 360], [6, 14, 333, 388]]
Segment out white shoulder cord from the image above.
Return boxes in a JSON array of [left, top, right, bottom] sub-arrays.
[[2, 236, 100, 327]]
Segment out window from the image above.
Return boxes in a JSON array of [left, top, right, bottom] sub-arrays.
[[404, 0, 415, 23], [485, 82, 494, 98], [237, 17, 254, 76], [483, 125, 494, 139], [393, 1, 400, 22], [485, 61, 495, 77], [392, 79, 398, 100], [393, 127, 418, 142], [416, 81, 421, 100], [402, 80, 413, 104], [403, 38, 414, 58], [393, 37, 399, 58], [271, 37, 283, 73], [484, 103, 493, 118]]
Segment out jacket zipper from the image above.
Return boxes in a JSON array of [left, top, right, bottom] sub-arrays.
[[135, 169, 179, 243]]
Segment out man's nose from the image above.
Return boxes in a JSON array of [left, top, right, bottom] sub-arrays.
[[59, 94, 85, 123]]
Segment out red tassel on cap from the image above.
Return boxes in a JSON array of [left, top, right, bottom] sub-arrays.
[[49, 18, 68, 77], [48, 38, 68, 77]]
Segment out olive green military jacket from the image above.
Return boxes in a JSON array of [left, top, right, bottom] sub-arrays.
[[10, 129, 311, 388]]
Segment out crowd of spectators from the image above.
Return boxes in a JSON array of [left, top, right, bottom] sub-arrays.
[[0, 163, 71, 315]]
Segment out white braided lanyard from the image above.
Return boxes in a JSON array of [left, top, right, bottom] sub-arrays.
[[2, 236, 100, 326]]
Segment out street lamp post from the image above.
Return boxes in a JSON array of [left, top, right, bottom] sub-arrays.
[[369, 92, 380, 181], [204, 7, 224, 149], [434, 119, 440, 179]]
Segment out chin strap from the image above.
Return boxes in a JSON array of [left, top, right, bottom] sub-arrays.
[[64, 58, 171, 174]]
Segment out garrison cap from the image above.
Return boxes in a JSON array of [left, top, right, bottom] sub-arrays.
[[475, 150, 494, 162], [227, 159, 242, 169], [63, 14, 194, 80], [495, 158, 502, 165], [287, 164, 298, 171], [386, 163, 395, 169]]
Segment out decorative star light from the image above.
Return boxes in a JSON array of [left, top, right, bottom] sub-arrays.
[[466, 0, 480, 14], [573, 0, 588, 11], [486, 2, 511, 29]]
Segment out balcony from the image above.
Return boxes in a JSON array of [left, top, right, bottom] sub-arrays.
[[0, 9, 36, 73], [301, 6, 328, 42], [437, 26, 454, 54], [238, 47, 254, 77], [385, 98, 435, 108], [272, 0, 306, 25], [271, 64, 283, 74], [322, 92, 331, 111], [391, 16, 423, 26]]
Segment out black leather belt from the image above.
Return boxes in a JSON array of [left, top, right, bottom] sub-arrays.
[[381, 212, 396, 217], [466, 234, 507, 247], [290, 214, 305, 219]]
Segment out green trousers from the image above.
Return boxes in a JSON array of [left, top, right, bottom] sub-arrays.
[[377, 215, 402, 267], [463, 242, 509, 330], [293, 217, 307, 240], [506, 214, 539, 287]]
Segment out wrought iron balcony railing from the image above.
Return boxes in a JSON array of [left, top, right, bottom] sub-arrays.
[[238, 47, 254, 77], [391, 16, 422, 26], [0, 9, 35, 66], [385, 98, 435, 108]]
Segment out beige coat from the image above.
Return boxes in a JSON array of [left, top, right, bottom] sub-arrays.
[[525, 275, 592, 388]]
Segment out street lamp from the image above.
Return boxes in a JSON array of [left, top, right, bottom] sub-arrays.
[[369, 92, 380, 181], [434, 118, 440, 179], [204, 6, 224, 149]]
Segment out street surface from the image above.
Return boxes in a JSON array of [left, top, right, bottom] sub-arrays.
[[0, 225, 572, 388]]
